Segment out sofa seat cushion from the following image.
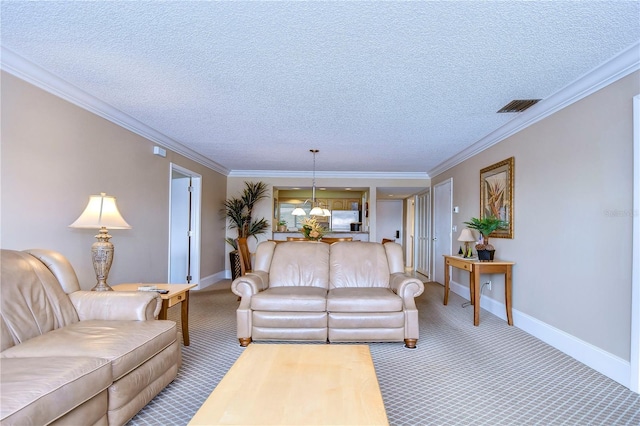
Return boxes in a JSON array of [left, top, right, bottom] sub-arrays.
[[253, 311, 327, 328], [327, 288, 403, 313], [251, 286, 328, 312], [328, 311, 405, 328], [0, 320, 176, 380], [0, 356, 111, 425]]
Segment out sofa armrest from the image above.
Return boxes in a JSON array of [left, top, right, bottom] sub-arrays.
[[389, 273, 424, 300], [231, 272, 269, 343], [69, 291, 160, 321], [231, 271, 269, 297]]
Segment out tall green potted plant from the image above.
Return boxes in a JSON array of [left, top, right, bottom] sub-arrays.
[[463, 216, 508, 261], [222, 182, 270, 278]]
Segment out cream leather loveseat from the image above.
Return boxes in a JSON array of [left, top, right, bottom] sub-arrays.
[[231, 241, 425, 348], [0, 249, 181, 426]]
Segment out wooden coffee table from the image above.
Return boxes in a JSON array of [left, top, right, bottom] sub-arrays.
[[112, 283, 197, 345], [188, 344, 388, 425]]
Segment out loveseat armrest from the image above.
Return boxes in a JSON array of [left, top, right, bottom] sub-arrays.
[[69, 291, 161, 321], [231, 272, 269, 346], [390, 273, 424, 348], [389, 273, 425, 300], [231, 271, 269, 298]]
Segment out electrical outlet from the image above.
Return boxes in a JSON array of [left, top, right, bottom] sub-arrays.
[[487, 280, 492, 291]]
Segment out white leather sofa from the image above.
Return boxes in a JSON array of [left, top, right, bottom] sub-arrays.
[[231, 241, 425, 348], [0, 249, 181, 426]]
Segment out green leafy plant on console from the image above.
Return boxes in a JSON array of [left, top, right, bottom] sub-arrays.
[[463, 216, 508, 251]]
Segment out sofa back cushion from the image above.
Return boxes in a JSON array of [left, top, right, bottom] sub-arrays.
[[0, 250, 79, 351], [24, 249, 82, 294], [269, 242, 330, 289], [253, 241, 277, 272], [329, 242, 391, 289], [383, 242, 406, 274]]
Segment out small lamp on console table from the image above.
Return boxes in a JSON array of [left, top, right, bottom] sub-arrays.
[[457, 228, 476, 258], [69, 193, 131, 291]]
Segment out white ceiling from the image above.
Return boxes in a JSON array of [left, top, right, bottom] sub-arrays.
[[1, 1, 639, 177]]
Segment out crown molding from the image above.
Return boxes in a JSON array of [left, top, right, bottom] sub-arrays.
[[0, 46, 230, 175], [4, 39, 637, 180], [428, 40, 640, 177], [228, 170, 430, 180]]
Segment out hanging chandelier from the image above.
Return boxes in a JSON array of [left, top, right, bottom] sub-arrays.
[[291, 149, 330, 217]]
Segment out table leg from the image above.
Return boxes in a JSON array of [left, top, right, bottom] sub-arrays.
[[505, 266, 513, 326], [181, 291, 191, 346], [159, 299, 169, 320], [443, 260, 450, 305], [472, 266, 481, 326]]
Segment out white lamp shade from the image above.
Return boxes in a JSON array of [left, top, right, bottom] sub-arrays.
[[309, 206, 325, 216], [322, 209, 331, 217], [69, 193, 131, 229], [291, 207, 306, 216], [457, 228, 476, 242]]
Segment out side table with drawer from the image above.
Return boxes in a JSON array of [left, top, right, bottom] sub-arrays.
[[112, 283, 197, 345]]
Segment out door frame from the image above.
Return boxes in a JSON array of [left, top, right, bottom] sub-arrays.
[[168, 163, 202, 288]]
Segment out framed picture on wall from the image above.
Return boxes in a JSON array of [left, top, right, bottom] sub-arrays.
[[480, 157, 514, 239]]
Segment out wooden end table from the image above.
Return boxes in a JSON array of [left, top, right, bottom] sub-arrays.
[[112, 283, 197, 345], [443, 255, 515, 326]]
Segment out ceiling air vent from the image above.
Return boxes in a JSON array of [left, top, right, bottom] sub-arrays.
[[497, 99, 541, 113]]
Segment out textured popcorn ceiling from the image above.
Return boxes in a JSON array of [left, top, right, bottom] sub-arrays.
[[1, 1, 639, 175]]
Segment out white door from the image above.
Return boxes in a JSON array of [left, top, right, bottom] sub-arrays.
[[169, 164, 201, 287], [414, 190, 430, 278], [170, 171, 190, 283], [433, 179, 453, 285], [376, 200, 403, 243]]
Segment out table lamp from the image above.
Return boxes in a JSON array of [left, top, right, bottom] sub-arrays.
[[69, 193, 131, 291], [457, 228, 476, 258]]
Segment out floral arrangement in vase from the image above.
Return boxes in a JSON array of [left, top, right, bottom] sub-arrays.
[[301, 217, 326, 241]]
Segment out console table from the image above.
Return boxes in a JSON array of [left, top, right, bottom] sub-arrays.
[[443, 255, 515, 326]]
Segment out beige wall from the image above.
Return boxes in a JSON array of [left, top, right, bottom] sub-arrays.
[[1, 72, 227, 289], [4, 64, 635, 364], [432, 71, 639, 360]]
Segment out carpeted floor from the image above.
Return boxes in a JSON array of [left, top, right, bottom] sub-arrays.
[[128, 281, 640, 425]]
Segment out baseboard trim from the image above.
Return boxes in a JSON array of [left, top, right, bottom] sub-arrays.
[[195, 271, 229, 291], [449, 279, 631, 389]]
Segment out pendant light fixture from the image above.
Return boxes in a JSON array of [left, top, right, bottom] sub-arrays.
[[291, 149, 330, 217], [308, 149, 325, 216]]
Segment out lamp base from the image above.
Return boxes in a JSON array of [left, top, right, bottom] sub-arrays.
[[91, 228, 115, 291], [92, 282, 114, 292], [463, 242, 473, 258]]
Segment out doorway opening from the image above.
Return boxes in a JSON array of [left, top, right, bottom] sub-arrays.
[[169, 164, 201, 288]]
